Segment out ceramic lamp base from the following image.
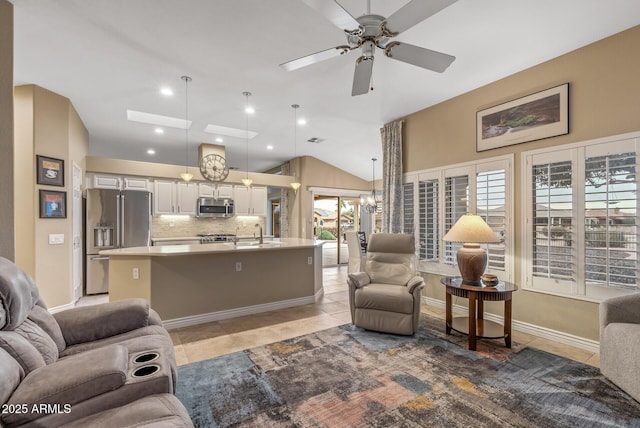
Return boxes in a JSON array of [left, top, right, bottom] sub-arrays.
[[456, 243, 487, 286]]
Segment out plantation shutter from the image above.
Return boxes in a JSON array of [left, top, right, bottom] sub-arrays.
[[418, 179, 439, 261], [444, 175, 469, 265], [584, 145, 638, 290], [403, 182, 414, 235], [476, 169, 506, 272], [531, 159, 575, 283]]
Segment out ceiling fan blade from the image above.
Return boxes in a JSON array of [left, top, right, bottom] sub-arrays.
[[385, 0, 458, 34], [280, 45, 351, 71], [384, 42, 455, 73], [301, 0, 360, 30], [352, 56, 374, 96]]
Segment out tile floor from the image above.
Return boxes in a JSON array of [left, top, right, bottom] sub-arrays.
[[166, 266, 601, 368]]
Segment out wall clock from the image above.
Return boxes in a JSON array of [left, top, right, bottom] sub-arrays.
[[199, 154, 229, 182]]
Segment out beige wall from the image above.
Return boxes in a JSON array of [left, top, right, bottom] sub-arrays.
[[403, 25, 640, 341], [14, 85, 89, 307], [0, 1, 14, 260]]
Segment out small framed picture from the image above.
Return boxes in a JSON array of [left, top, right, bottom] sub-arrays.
[[39, 190, 67, 219], [36, 155, 65, 186]]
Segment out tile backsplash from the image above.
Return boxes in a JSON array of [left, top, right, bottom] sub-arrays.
[[152, 216, 267, 238]]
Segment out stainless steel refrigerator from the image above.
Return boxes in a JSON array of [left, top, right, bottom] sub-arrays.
[[85, 189, 152, 294]]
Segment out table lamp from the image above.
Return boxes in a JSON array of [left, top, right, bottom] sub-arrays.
[[443, 213, 501, 286]]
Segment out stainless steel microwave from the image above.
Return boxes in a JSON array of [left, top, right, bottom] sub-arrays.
[[196, 197, 234, 218]]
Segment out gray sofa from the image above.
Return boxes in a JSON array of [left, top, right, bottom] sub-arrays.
[[0, 256, 193, 427], [600, 292, 640, 403], [347, 233, 425, 335]]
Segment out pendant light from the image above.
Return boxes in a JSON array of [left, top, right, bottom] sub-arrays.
[[179, 75, 193, 182], [290, 104, 301, 192], [241, 91, 253, 187], [362, 157, 380, 213]]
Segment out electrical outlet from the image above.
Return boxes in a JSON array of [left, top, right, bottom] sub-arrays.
[[132, 267, 140, 280], [307, 257, 313, 265], [235, 262, 242, 272]]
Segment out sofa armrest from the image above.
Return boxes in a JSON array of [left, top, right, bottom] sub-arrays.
[[600, 293, 640, 331], [347, 272, 371, 289], [3, 345, 127, 427], [407, 276, 425, 294], [54, 298, 152, 346]]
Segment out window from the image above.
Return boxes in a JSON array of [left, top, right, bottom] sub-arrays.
[[524, 135, 639, 300], [404, 155, 513, 281], [402, 182, 414, 235]]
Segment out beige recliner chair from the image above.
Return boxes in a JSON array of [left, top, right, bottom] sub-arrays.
[[347, 233, 424, 335]]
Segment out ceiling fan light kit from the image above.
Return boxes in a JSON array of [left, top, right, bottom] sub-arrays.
[[281, 0, 458, 96]]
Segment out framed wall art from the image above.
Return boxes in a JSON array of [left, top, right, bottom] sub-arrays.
[[39, 190, 67, 219], [477, 83, 569, 152], [36, 155, 65, 186]]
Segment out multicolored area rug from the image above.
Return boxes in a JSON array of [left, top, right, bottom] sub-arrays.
[[176, 315, 640, 427]]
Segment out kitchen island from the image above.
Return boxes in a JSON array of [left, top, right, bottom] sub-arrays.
[[100, 238, 323, 328]]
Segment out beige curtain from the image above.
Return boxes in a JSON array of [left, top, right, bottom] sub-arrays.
[[380, 120, 403, 233]]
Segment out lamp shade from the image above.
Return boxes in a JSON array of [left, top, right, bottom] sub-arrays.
[[443, 214, 500, 285], [442, 214, 500, 244]]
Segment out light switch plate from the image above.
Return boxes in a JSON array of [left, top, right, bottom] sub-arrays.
[[48, 234, 64, 245]]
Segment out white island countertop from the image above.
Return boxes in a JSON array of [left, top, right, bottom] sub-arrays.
[[101, 238, 322, 257]]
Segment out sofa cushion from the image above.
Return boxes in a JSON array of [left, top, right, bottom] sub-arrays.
[[15, 317, 59, 365], [0, 331, 46, 374], [0, 257, 40, 331], [29, 304, 66, 354], [0, 347, 24, 405], [355, 283, 414, 314], [59, 394, 194, 428]]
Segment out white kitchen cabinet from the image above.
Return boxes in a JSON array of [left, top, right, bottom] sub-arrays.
[[153, 180, 176, 215], [91, 174, 121, 190], [198, 183, 233, 199], [176, 182, 198, 214], [123, 177, 150, 191], [234, 185, 267, 216]]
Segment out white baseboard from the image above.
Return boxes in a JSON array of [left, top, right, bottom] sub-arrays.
[[48, 302, 75, 313], [423, 297, 600, 354], [164, 289, 324, 330]]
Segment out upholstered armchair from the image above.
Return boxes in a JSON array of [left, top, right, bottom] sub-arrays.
[[599, 293, 640, 402], [347, 233, 424, 335]]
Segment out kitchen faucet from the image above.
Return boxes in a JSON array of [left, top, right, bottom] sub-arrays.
[[255, 224, 263, 244]]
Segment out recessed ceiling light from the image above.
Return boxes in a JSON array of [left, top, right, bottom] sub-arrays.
[[245, 106, 255, 114], [215, 137, 223, 143], [154, 128, 164, 134], [147, 149, 156, 155], [160, 87, 173, 96], [204, 124, 258, 139], [298, 118, 307, 125], [127, 110, 191, 129], [267, 145, 274, 150]]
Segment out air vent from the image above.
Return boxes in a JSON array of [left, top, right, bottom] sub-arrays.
[[307, 137, 324, 144]]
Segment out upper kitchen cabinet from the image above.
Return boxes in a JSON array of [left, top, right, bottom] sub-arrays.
[[153, 180, 197, 215], [198, 183, 233, 199], [153, 180, 198, 215], [153, 180, 175, 215], [234, 185, 267, 216], [88, 174, 150, 191], [176, 182, 197, 215]]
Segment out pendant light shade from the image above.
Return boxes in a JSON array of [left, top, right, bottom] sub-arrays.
[[180, 76, 193, 182], [242, 91, 253, 187], [290, 104, 301, 192]]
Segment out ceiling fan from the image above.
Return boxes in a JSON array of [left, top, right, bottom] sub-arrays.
[[280, 0, 458, 96]]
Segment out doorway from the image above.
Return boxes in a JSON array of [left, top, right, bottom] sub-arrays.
[[313, 195, 361, 267]]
